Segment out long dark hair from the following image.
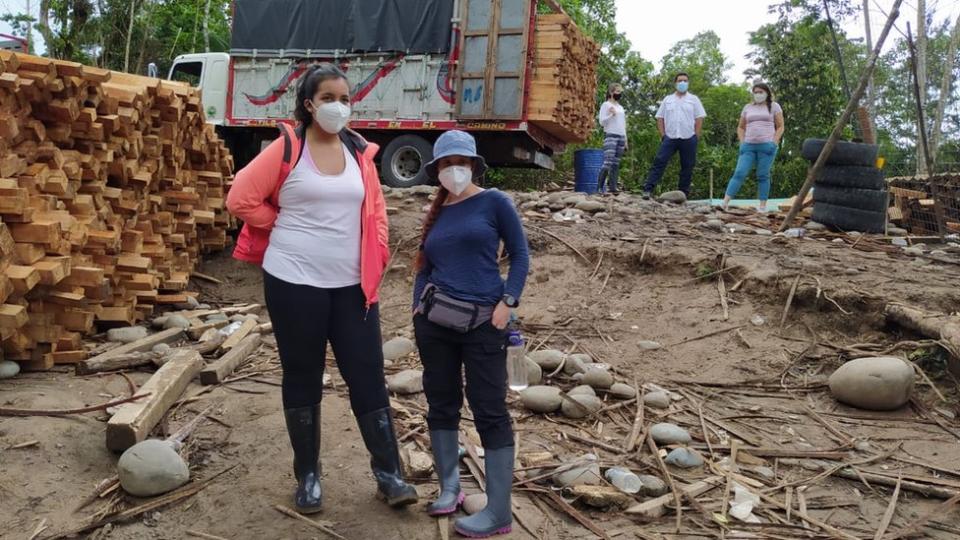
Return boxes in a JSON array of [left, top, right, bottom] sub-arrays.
[[294, 63, 350, 127], [752, 82, 774, 113], [415, 187, 450, 271]]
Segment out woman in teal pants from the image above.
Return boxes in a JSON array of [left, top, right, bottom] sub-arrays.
[[722, 83, 785, 212]]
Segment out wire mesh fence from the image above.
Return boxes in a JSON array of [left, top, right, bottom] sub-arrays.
[[888, 173, 960, 237]]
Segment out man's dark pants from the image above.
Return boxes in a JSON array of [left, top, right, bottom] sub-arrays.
[[644, 135, 698, 195]]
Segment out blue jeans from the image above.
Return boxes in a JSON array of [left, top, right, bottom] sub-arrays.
[[725, 142, 778, 201], [644, 135, 698, 195]]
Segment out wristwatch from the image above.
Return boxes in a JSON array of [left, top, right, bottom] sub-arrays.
[[502, 294, 519, 308]]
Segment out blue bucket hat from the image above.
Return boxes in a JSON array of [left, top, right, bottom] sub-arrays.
[[424, 130, 488, 181]]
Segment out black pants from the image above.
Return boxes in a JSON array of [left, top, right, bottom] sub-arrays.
[[264, 271, 389, 414], [414, 314, 513, 450], [644, 135, 699, 195]]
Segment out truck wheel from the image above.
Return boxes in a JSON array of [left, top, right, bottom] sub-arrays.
[[811, 202, 887, 233], [381, 135, 434, 188], [815, 165, 885, 190], [801, 139, 879, 167], [812, 185, 889, 213]]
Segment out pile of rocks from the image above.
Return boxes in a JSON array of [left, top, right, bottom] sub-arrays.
[[518, 349, 640, 419]]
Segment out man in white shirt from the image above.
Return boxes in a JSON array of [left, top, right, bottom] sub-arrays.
[[643, 72, 707, 198], [597, 82, 627, 194]]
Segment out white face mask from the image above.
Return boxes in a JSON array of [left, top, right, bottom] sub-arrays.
[[313, 101, 351, 133], [438, 165, 473, 195], [753, 92, 768, 104]]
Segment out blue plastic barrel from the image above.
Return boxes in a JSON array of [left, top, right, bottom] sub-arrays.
[[574, 149, 605, 194]]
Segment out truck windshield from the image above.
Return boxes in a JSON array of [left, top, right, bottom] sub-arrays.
[[170, 62, 203, 86]]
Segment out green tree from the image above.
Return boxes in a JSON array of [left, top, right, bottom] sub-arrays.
[[660, 31, 731, 95], [872, 19, 960, 175], [35, 0, 95, 62], [0, 13, 36, 53]]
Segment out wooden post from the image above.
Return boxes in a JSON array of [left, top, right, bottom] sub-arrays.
[[709, 168, 714, 203], [780, 0, 904, 231], [76, 327, 185, 375], [218, 318, 258, 354], [106, 349, 203, 451], [200, 333, 262, 385]]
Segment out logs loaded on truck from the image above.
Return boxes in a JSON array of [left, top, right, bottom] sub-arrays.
[[168, 0, 599, 187]]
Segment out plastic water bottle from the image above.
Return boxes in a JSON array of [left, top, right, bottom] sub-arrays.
[[506, 322, 527, 392], [604, 467, 643, 494]]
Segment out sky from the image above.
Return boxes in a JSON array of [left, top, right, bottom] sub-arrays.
[[616, 0, 960, 83], [2, 0, 959, 80]]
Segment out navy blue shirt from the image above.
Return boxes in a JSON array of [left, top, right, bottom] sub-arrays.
[[413, 189, 529, 308]]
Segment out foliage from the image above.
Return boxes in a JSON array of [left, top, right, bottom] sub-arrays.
[[660, 31, 731, 95], [1, 12, 36, 53], [35, 0, 95, 63], [2, 0, 231, 75]]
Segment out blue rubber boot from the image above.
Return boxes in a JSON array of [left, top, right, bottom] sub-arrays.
[[427, 430, 464, 516], [454, 446, 514, 538]]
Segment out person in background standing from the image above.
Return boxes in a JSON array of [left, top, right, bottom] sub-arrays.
[[642, 72, 707, 199], [721, 82, 784, 212], [226, 64, 418, 514], [597, 82, 628, 194], [412, 130, 530, 538]]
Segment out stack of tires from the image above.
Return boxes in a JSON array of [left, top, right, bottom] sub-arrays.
[[802, 139, 888, 233]]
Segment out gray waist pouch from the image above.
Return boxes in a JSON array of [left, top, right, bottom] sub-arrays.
[[420, 284, 494, 333]]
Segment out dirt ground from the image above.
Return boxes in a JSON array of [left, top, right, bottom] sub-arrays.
[[2, 188, 960, 540]]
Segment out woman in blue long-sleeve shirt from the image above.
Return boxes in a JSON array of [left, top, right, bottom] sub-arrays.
[[412, 130, 529, 538]]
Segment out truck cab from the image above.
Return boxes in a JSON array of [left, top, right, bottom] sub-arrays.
[[169, 53, 230, 125]]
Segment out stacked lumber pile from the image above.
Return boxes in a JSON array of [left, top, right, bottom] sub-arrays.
[[529, 13, 599, 143], [0, 51, 234, 370], [888, 174, 960, 235]]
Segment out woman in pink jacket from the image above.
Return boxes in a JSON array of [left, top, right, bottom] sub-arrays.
[[226, 64, 417, 514]]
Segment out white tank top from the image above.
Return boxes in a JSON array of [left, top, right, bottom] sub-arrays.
[[262, 142, 364, 288]]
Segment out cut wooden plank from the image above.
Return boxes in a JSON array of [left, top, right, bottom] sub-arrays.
[[200, 333, 262, 385], [218, 318, 258, 353], [76, 327, 185, 375], [624, 476, 723, 518], [186, 318, 230, 340], [34, 258, 71, 285], [9, 219, 61, 244], [0, 303, 29, 329], [14, 243, 45, 264], [5, 265, 40, 295], [106, 349, 203, 451], [52, 350, 88, 364]]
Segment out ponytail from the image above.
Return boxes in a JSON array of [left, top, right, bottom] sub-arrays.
[[414, 187, 450, 272]]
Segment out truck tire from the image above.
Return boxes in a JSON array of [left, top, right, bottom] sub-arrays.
[[815, 165, 885, 190], [812, 185, 889, 213], [381, 135, 434, 188], [801, 139, 879, 167], [811, 202, 886, 233]]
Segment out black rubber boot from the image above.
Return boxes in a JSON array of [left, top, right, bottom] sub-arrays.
[[426, 430, 464, 516], [357, 407, 419, 507], [283, 404, 323, 514], [597, 168, 609, 193], [609, 166, 621, 194]]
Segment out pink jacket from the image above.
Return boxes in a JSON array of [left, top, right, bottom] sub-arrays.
[[226, 125, 390, 307]]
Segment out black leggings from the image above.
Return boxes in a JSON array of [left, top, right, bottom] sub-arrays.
[[263, 271, 389, 413], [414, 314, 513, 450]]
